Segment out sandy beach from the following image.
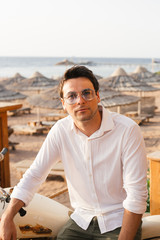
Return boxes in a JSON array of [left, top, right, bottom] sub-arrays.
[[6, 90, 160, 211]]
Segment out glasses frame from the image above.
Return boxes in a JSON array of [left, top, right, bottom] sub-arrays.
[[63, 88, 96, 105]]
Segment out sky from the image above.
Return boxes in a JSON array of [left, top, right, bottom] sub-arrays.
[[0, 0, 160, 58]]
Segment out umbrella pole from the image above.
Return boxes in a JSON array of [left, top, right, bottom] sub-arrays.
[[37, 107, 40, 125], [138, 92, 142, 116], [117, 106, 121, 114], [37, 90, 40, 126], [138, 100, 141, 116]]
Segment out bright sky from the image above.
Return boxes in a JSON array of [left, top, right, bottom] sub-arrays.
[[0, 0, 160, 58]]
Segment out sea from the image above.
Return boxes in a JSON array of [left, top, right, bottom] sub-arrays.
[[0, 56, 160, 79]]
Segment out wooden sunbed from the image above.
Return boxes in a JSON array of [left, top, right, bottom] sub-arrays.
[[131, 116, 147, 125], [44, 112, 67, 121], [11, 124, 47, 135], [41, 120, 56, 129], [9, 141, 19, 150], [125, 111, 154, 125], [9, 107, 31, 116]]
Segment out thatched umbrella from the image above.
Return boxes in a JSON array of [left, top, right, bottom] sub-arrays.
[[10, 72, 59, 123], [130, 66, 160, 85], [99, 67, 160, 115], [3, 73, 26, 88], [99, 87, 120, 99], [27, 95, 62, 110], [26, 85, 64, 124], [99, 88, 140, 113], [12, 72, 58, 91], [27, 86, 62, 110], [0, 84, 26, 101]]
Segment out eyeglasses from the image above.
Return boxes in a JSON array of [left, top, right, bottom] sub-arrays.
[[63, 88, 96, 105]]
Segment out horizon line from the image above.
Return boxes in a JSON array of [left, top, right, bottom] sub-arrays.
[[0, 56, 155, 59]]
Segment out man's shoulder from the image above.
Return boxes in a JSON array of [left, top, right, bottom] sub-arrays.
[[54, 115, 72, 129], [109, 111, 137, 128], [48, 115, 72, 138]]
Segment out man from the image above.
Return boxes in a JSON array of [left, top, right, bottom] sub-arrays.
[[0, 66, 147, 240]]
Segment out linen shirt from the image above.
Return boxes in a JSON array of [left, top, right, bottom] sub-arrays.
[[11, 106, 148, 234]]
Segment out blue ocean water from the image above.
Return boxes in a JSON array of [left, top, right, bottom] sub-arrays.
[[0, 56, 160, 79]]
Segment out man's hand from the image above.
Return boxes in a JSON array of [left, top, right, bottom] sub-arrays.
[[0, 198, 25, 240], [118, 209, 142, 240], [0, 216, 17, 240]]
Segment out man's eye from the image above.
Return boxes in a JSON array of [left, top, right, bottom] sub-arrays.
[[83, 90, 91, 96], [67, 94, 76, 99]]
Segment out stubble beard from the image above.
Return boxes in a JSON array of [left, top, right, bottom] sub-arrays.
[[74, 106, 99, 122]]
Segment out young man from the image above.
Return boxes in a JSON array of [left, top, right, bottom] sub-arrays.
[[0, 66, 147, 240]]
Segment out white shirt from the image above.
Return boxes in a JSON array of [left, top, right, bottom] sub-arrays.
[[11, 106, 148, 233]]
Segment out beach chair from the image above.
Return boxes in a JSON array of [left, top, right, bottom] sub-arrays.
[[9, 107, 31, 116]]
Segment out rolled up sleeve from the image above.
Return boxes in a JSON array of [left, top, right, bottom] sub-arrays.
[[11, 125, 61, 206]]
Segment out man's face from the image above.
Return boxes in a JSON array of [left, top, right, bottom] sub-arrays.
[[61, 77, 100, 123]]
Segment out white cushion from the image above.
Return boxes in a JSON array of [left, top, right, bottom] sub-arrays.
[[142, 215, 160, 239]]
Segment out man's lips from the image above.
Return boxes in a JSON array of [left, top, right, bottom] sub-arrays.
[[75, 107, 89, 113]]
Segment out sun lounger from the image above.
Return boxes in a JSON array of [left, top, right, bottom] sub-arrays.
[[44, 112, 67, 121], [8, 141, 19, 150], [125, 111, 154, 124], [125, 111, 154, 119], [140, 113, 154, 122], [9, 107, 31, 116], [27, 120, 56, 131], [11, 124, 47, 135], [131, 116, 147, 125], [41, 120, 56, 129]]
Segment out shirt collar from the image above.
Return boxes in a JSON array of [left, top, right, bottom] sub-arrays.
[[90, 105, 115, 138], [100, 105, 115, 132]]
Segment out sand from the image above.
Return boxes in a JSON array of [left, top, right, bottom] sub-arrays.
[[5, 90, 160, 211]]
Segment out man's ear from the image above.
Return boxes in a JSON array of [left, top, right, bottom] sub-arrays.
[[96, 91, 101, 103], [61, 98, 66, 111]]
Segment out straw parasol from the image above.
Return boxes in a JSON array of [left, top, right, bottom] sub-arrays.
[[99, 88, 140, 113], [130, 66, 160, 85], [27, 86, 62, 110], [11, 71, 58, 91], [99, 67, 159, 92], [0, 84, 26, 101], [10, 72, 59, 123], [99, 67, 160, 115], [3, 73, 26, 88]]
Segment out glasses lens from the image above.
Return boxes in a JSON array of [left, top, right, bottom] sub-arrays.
[[65, 92, 77, 104], [82, 89, 95, 101]]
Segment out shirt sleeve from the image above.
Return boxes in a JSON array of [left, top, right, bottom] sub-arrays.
[[11, 125, 61, 206], [122, 123, 148, 214]]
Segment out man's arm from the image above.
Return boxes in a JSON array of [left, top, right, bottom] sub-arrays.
[[120, 124, 148, 240], [0, 198, 25, 240], [118, 209, 142, 240]]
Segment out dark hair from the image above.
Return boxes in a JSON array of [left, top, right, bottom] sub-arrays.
[[59, 65, 99, 98]]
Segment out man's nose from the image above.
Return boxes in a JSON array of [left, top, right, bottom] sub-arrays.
[[76, 93, 85, 104]]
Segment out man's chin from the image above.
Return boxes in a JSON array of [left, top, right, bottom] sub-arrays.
[[76, 115, 93, 122]]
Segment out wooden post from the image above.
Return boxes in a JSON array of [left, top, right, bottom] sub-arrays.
[[147, 151, 160, 215], [0, 102, 22, 187]]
